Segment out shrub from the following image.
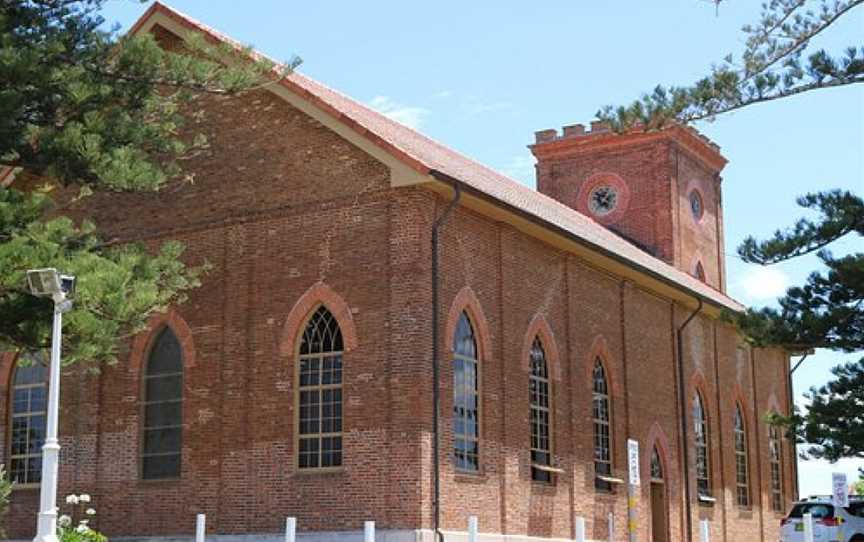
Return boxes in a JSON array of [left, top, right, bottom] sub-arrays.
[[58, 494, 107, 542]]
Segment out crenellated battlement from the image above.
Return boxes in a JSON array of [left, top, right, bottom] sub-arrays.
[[533, 122, 722, 155]]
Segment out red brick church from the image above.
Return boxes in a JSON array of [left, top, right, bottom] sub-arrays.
[[2, 4, 796, 541]]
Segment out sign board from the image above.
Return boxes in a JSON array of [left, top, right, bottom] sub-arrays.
[[832, 473, 849, 507], [627, 438, 640, 487]]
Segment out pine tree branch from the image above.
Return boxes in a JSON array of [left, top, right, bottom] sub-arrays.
[[743, 0, 863, 82], [683, 73, 864, 123]]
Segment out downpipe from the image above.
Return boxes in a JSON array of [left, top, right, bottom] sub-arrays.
[[677, 297, 702, 542], [431, 174, 461, 542]]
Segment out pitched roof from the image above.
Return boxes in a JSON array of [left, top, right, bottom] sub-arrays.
[[132, 2, 745, 313]]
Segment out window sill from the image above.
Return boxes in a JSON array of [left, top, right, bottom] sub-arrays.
[[533, 463, 565, 474]]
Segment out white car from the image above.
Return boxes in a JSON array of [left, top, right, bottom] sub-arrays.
[[780, 497, 864, 542]]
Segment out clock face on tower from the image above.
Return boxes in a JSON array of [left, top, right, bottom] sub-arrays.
[[588, 185, 618, 216]]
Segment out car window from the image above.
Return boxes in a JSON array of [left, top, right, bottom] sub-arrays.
[[846, 503, 864, 518], [788, 503, 835, 519]]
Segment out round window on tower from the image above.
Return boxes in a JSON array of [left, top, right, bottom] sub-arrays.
[[588, 185, 618, 216], [689, 190, 704, 221]]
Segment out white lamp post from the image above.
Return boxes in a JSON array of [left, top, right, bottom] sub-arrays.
[[25, 268, 76, 542]]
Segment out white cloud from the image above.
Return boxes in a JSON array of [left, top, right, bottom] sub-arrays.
[[736, 265, 790, 302], [433, 90, 453, 99], [368, 96, 430, 129]]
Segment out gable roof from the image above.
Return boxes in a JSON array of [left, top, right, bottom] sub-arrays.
[[131, 2, 745, 313]]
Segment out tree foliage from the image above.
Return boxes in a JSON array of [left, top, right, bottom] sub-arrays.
[[735, 191, 863, 460], [735, 190, 863, 353], [0, 0, 299, 364], [769, 358, 864, 461], [597, 0, 864, 130]]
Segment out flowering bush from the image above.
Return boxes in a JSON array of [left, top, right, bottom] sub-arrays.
[[0, 465, 11, 538], [58, 494, 107, 542]]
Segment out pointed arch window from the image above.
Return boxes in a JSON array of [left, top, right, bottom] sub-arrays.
[[529, 337, 552, 482], [769, 423, 784, 511], [693, 391, 711, 499], [453, 311, 480, 472], [650, 446, 664, 481], [9, 353, 48, 485], [297, 306, 343, 470], [142, 328, 184, 479], [593, 359, 613, 491], [734, 404, 750, 507]]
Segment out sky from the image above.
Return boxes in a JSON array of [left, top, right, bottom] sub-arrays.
[[99, 0, 863, 498]]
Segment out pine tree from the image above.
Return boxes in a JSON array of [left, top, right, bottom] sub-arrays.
[[0, 1, 298, 364], [736, 192, 863, 461]]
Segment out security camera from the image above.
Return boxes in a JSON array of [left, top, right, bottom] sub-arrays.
[[25, 268, 76, 301]]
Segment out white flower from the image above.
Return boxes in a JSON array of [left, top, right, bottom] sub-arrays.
[[75, 524, 89, 533], [85, 508, 96, 516], [58, 515, 72, 527], [79, 519, 89, 526], [78, 494, 91, 503], [65, 495, 79, 505]]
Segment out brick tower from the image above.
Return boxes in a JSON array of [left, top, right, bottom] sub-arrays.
[[529, 122, 729, 292]]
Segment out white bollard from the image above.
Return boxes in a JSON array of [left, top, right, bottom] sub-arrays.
[[699, 519, 710, 542], [195, 514, 206, 542], [364, 521, 375, 542], [574, 516, 586, 542], [607, 512, 614, 542], [803, 513, 814, 542], [285, 517, 296, 542], [468, 516, 479, 542]]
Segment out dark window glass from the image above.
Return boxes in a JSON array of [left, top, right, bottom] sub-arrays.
[[453, 311, 480, 472], [695, 262, 706, 282], [651, 447, 663, 481], [693, 392, 711, 498], [593, 359, 612, 491], [9, 353, 48, 485], [529, 337, 552, 483], [297, 307, 343, 469], [734, 404, 750, 507], [787, 503, 833, 519], [690, 191, 704, 220], [142, 328, 183, 479], [769, 423, 784, 511]]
